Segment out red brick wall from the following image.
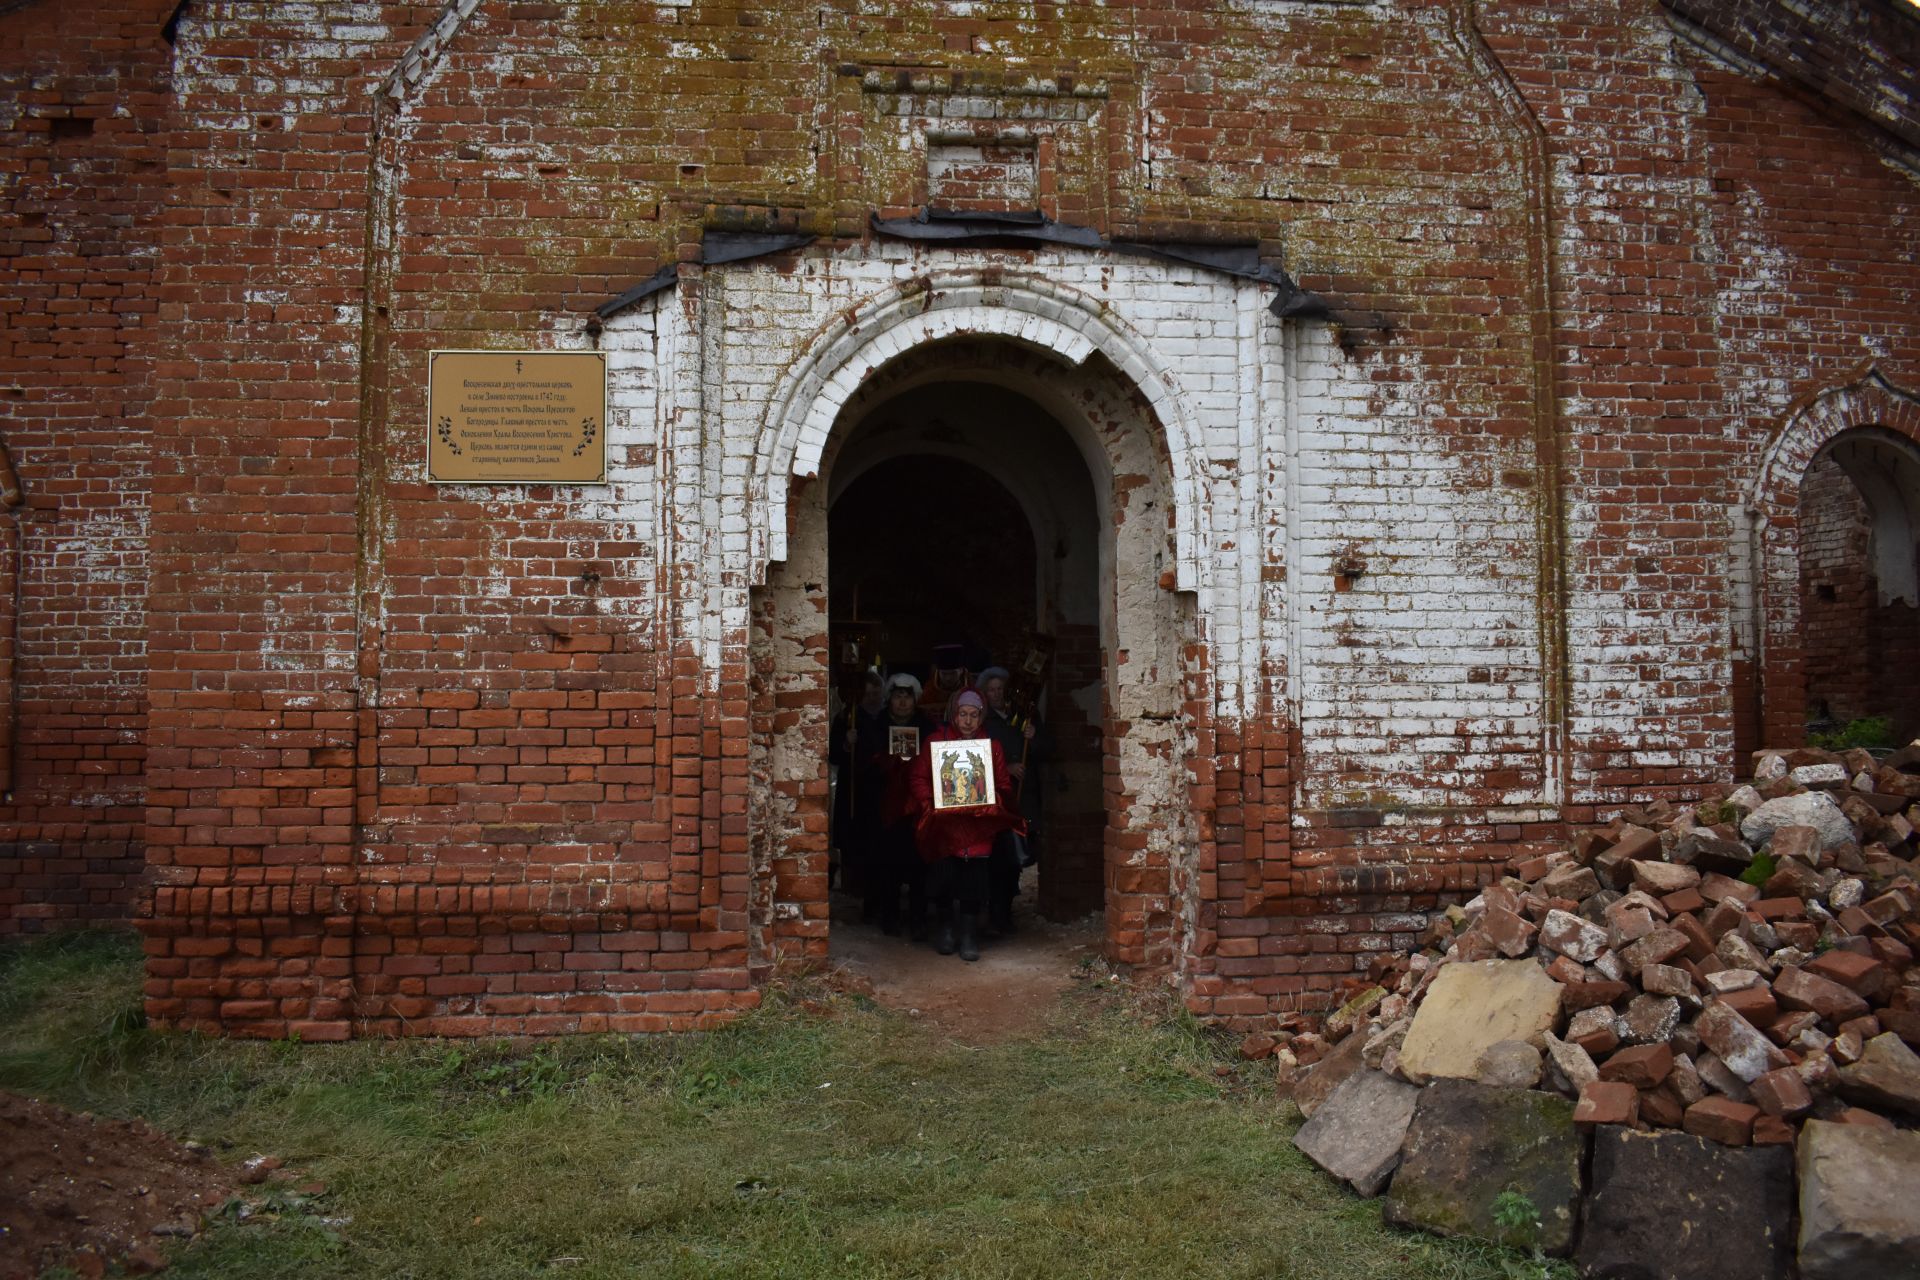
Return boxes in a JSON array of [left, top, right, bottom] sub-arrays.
[[0, 2, 173, 933], [138, 5, 437, 1035]]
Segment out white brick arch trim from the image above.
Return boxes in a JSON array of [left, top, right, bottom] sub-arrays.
[[750, 271, 1204, 589]]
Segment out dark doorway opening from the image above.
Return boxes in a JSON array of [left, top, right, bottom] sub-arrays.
[[830, 455, 1036, 686], [825, 380, 1105, 940], [1796, 431, 1920, 748]]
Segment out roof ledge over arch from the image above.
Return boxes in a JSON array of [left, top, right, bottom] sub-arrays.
[[589, 209, 1364, 332], [868, 209, 1337, 321]]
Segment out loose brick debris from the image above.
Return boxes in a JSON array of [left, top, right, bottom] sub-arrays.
[[1282, 742, 1920, 1276], [0, 1092, 231, 1278]]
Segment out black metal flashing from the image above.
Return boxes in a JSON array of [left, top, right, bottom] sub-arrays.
[[593, 264, 680, 321], [871, 209, 1336, 321], [592, 212, 1347, 328], [594, 230, 816, 321], [699, 230, 816, 266], [869, 209, 1106, 251]]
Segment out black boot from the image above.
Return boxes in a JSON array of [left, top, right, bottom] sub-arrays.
[[957, 915, 980, 963], [934, 910, 956, 956], [988, 901, 1013, 936]]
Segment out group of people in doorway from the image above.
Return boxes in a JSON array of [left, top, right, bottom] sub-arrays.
[[831, 644, 1046, 963]]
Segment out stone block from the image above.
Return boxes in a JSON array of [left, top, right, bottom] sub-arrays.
[[1293, 1020, 1367, 1118], [1741, 792, 1853, 851], [1577, 1126, 1793, 1280], [1834, 1031, 1920, 1118], [1291, 1067, 1420, 1198], [1797, 1121, 1920, 1280], [1385, 1080, 1582, 1255], [1397, 960, 1562, 1084], [1541, 1032, 1598, 1095], [1474, 1038, 1542, 1089]]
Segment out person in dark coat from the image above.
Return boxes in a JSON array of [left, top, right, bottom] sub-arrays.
[[909, 689, 1025, 962], [919, 642, 973, 723], [978, 666, 1043, 933], [831, 669, 887, 896], [863, 672, 934, 937]]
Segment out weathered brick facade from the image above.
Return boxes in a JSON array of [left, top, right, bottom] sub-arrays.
[[2, 0, 1916, 1037]]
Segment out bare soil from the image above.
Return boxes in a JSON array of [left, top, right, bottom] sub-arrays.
[[0, 1091, 231, 1279], [827, 884, 1102, 1041]]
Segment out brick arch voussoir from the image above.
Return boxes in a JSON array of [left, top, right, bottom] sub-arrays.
[[1752, 369, 1920, 520]]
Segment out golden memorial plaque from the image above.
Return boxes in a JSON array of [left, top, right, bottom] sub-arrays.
[[428, 350, 607, 484]]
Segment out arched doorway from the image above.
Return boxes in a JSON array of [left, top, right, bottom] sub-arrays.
[[1796, 429, 1920, 746], [747, 332, 1200, 974], [1747, 371, 1920, 753], [825, 381, 1105, 931]]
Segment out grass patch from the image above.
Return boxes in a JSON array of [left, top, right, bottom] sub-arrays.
[[1807, 715, 1895, 751], [2, 930, 1570, 1279]]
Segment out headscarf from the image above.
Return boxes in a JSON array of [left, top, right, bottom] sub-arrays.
[[886, 672, 923, 701], [976, 666, 1010, 688], [953, 689, 984, 712]]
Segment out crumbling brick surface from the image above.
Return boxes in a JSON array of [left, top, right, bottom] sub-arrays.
[[1, 1, 1916, 1036]]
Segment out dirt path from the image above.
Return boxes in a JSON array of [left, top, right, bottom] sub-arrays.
[[827, 887, 1102, 1041]]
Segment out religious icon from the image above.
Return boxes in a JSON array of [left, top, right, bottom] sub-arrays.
[[930, 738, 996, 811], [888, 726, 921, 759]]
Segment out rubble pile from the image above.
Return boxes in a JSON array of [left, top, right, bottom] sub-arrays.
[[1280, 742, 1920, 1280]]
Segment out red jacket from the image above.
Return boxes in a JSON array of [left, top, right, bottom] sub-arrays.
[[908, 725, 1026, 861]]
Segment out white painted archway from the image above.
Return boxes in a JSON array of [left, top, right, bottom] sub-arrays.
[[749, 271, 1209, 593]]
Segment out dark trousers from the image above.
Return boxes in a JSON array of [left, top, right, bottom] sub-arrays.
[[930, 855, 991, 918], [868, 820, 926, 929]]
